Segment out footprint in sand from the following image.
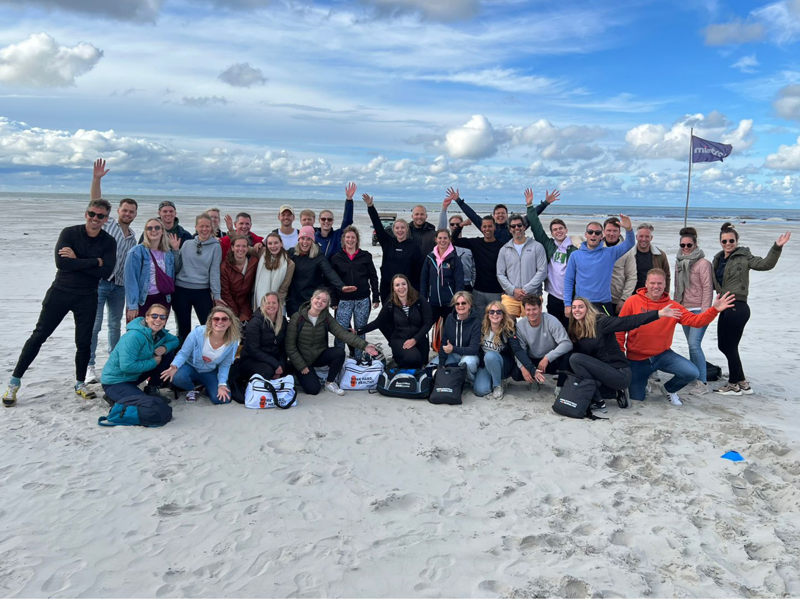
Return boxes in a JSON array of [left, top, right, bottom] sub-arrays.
[[607, 456, 630, 471], [156, 502, 199, 517], [477, 580, 510, 596], [419, 554, 455, 582], [41, 559, 88, 594], [284, 471, 322, 486], [355, 433, 387, 445], [560, 577, 592, 599]]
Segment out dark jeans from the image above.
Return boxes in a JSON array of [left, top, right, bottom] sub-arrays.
[[511, 352, 570, 386], [546, 294, 569, 330], [569, 353, 631, 401], [173, 286, 213, 341], [138, 293, 171, 318], [717, 300, 750, 383], [101, 349, 176, 402], [14, 286, 98, 382], [390, 339, 428, 369], [296, 347, 346, 395]]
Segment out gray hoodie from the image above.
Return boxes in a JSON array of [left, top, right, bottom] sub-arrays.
[[496, 236, 548, 297], [175, 237, 222, 299]]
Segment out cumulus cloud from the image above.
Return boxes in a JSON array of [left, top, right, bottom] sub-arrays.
[[441, 115, 501, 160], [765, 136, 800, 170], [0, 33, 103, 87], [218, 62, 267, 87], [0, 0, 163, 22], [704, 19, 765, 45], [361, 0, 479, 21], [731, 54, 759, 73], [179, 96, 229, 107], [774, 84, 800, 120], [624, 112, 755, 161]]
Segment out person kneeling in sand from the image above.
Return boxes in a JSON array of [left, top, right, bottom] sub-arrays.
[[473, 301, 517, 400], [101, 304, 180, 404], [160, 306, 240, 404], [286, 289, 380, 396], [616, 268, 735, 406], [509, 293, 573, 392]]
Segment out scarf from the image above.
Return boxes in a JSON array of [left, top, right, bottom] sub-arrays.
[[433, 244, 453, 267], [674, 247, 705, 305], [253, 252, 288, 311]]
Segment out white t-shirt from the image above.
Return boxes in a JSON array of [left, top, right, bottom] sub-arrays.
[[514, 242, 525, 257], [202, 337, 226, 363], [308, 314, 319, 326], [279, 229, 299, 249]]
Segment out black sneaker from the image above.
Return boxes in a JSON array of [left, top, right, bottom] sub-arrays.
[[143, 384, 161, 397], [616, 389, 629, 409], [102, 393, 115, 407], [591, 399, 608, 413]]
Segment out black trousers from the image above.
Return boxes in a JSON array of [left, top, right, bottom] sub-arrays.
[[546, 295, 569, 330], [718, 300, 751, 383], [429, 304, 452, 325], [173, 286, 214, 341], [237, 357, 278, 381], [569, 353, 631, 401], [511, 352, 570, 386], [14, 286, 98, 382], [390, 338, 427, 369], [295, 347, 346, 395]]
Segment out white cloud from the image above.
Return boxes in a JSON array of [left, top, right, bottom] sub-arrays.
[[753, 0, 800, 44], [179, 96, 229, 107], [704, 19, 765, 45], [731, 54, 759, 73], [765, 136, 800, 170], [410, 68, 564, 94], [0, 0, 162, 22], [773, 84, 800, 120], [218, 62, 267, 87], [0, 33, 103, 87], [360, 0, 479, 21], [441, 114, 501, 160]]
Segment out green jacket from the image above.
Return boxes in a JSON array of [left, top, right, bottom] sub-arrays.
[[712, 244, 782, 303], [285, 302, 368, 371], [526, 203, 579, 262]]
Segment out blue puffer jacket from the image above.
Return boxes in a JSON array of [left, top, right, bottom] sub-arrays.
[[171, 325, 239, 387], [124, 244, 178, 309], [101, 318, 180, 385], [420, 249, 464, 307]]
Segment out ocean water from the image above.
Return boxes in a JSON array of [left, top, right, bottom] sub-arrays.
[[3, 192, 799, 223]]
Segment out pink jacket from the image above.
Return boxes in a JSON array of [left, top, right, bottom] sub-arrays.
[[675, 258, 713, 311]]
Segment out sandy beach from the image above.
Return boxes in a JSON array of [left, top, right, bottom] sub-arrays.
[[1, 197, 798, 598]]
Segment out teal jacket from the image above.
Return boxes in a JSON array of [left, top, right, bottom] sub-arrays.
[[101, 318, 180, 385]]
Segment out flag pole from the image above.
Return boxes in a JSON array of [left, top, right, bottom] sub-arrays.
[[683, 127, 693, 228]]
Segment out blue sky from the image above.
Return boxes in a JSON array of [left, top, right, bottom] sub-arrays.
[[1, 0, 799, 207]]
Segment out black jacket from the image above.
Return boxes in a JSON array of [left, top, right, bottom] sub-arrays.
[[360, 296, 433, 346], [286, 250, 345, 315], [368, 204, 423, 299], [571, 311, 659, 369], [53, 225, 117, 295], [439, 309, 481, 363], [420, 250, 464, 307], [330, 249, 380, 303], [409, 221, 437, 256], [240, 309, 288, 371]]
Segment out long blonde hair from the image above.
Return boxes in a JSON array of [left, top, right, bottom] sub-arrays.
[[259, 292, 284, 335], [481, 301, 515, 342], [142, 218, 171, 252], [567, 297, 599, 341], [204, 306, 241, 346], [294, 237, 319, 258]]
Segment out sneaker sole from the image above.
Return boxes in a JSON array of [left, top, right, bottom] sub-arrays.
[[715, 390, 742, 396], [740, 388, 754, 395], [2, 399, 15, 407]]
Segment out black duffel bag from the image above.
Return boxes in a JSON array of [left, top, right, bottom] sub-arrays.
[[552, 371, 601, 419], [428, 364, 467, 406]]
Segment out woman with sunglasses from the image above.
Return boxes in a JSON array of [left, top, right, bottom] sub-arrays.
[[253, 232, 295, 309], [101, 304, 180, 403], [440, 291, 481, 384], [420, 228, 465, 326], [473, 301, 516, 400], [673, 227, 714, 395], [173, 212, 223, 341], [712, 223, 791, 396], [220, 234, 258, 323], [125, 218, 181, 322], [161, 306, 240, 404]]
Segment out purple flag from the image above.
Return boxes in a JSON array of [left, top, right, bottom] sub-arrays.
[[691, 135, 733, 163]]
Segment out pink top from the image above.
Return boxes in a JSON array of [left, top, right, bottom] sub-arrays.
[[345, 249, 359, 260], [679, 258, 713, 311]]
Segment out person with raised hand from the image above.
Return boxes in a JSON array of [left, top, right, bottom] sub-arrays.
[[286, 226, 348, 316], [139, 200, 193, 247], [220, 212, 264, 256], [563, 214, 635, 317], [124, 217, 180, 321], [364, 192, 423, 301], [712, 224, 791, 396], [617, 268, 736, 406], [220, 234, 258, 323], [315, 182, 356, 258]]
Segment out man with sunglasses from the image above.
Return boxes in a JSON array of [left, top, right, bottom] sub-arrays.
[[314, 182, 356, 258], [437, 209, 475, 291], [4, 200, 118, 406], [563, 215, 634, 318], [496, 214, 548, 318]]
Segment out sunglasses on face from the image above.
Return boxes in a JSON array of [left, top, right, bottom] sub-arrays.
[[87, 211, 108, 219], [449, 222, 460, 227], [455, 301, 469, 306], [146, 225, 162, 232], [148, 314, 168, 321], [488, 309, 504, 315], [212, 316, 230, 323], [721, 239, 736, 245], [680, 243, 694, 248], [586, 229, 602, 236], [320, 217, 333, 222], [508, 223, 524, 229]]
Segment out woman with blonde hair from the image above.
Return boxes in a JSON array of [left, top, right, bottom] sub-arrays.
[[237, 292, 288, 381], [568, 296, 679, 409], [253, 232, 295, 309], [439, 290, 481, 384], [124, 217, 180, 320], [286, 226, 347, 316], [161, 305, 240, 404], [473, 301, 516, 400]]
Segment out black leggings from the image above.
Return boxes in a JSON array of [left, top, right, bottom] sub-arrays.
[[429, 304, 452, 325], [173, 286, 213, 341], [295, 347, 346, 395], [569, 353, 631, 401], [390, 338, 427, 369], [237, 357, 278, 381], [546, 294, 569, 330], [14, 287, 98, 382], [717, 300, 751, 383]]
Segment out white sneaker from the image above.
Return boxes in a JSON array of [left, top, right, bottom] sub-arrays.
[[668, 392, 682, 406], [554, 386, 562, 399], [491, 385, 504, 400], [690, 381, 709, 396], [185, 390, 199, 403], [325, 381, 345, 396], [85, 366, 98, 384]]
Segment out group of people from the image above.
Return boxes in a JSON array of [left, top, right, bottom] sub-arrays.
[[2, 160, 791, 413]]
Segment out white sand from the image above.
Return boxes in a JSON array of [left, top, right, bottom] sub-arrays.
[[1, 198, 799, 598]]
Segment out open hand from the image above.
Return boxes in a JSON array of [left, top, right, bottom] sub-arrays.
[[224, 214, 234, 232], [534, 369, 546, 384], [444, 187, 459, 203], [524, 188, 534, 206], [777, 232, 792, 247], [93, 159, 109, 179], [658, 304, 682, 319], [545, 189, 560, 204], [619, 214, 632, 230], [362, 193, 374, 206], [365, 344, 379, 357], [160, 365, 177, 382], [168, 233, 180, 251], [713, 291, 736, 312], [217, 385, 231, 403], [345, 182, 357, 200]]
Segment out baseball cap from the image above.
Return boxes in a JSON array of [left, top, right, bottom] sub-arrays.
[[278, 204, 294, 215], [158, 200, 176, 210]]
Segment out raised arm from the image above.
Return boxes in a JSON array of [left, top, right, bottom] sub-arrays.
[[748, 236, 788, 271], [596, 310, 660, 335], [452, 189, 482, 227], [364, 196, 392, 248], [340, 183, 356, 230], [91, 159, 108, 201], [524, 189, 556, 258], [609, 215, 635, 260]]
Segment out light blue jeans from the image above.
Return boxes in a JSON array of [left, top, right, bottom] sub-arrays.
[[172, 364, 228, 404], [682, 308, 708, 383], [445, 352, 479, 384], [629, 349, 699, 401], [474, 351, 514, 397], [90, 280, 127, 366]]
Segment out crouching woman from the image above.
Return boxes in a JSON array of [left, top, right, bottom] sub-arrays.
[[286, 288, 380, 396]]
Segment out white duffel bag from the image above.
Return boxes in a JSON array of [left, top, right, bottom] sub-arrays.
[[244, 374, 298, 409], [339, 356, 384, 391]]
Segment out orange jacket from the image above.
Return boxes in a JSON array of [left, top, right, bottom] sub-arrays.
[[616, 288, 718, 361]]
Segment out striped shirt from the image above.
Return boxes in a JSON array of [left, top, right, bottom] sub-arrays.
[[104, 218, 137, 285]]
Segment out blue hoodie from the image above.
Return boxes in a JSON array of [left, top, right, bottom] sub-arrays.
[[171, 325, 239, 387], [101, 318, 180, 385], [563, 232, 635, 306]]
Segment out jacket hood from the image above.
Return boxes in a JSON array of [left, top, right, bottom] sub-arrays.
[[455, 308, 480, 325], [633, 287, 671, 306], [196, 236, 220, 247], [569, 235, 583, 248], [126, 316, 153, 336]]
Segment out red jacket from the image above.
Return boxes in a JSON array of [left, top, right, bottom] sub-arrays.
[[220, 256, 258, 322], [616, 288, 718, 361], [220, 231, 264, 256]]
